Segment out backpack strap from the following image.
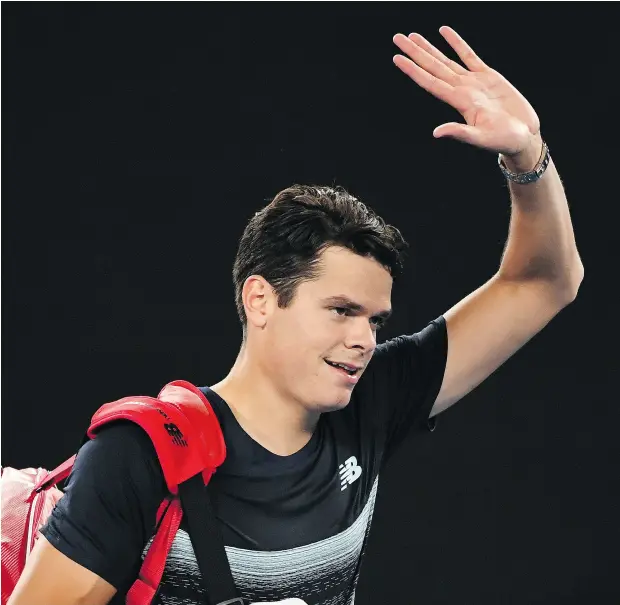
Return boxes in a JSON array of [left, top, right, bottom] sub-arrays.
[[87, 380, 226, 495], [35, 380, 226, 496], [32, 455, 77, 497], [34, 381, 235, 605], [125, 498, 184, 605], [178, 474, 242, 605], [89, 380, 234, 604]]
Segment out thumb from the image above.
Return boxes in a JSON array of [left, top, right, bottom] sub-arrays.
[[433, 122, 481, 145]]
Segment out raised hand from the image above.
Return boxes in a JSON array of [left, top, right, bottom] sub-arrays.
[[393, 26, 542, 160]]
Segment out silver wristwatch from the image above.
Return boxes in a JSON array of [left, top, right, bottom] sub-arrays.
[[498, 140, 550, 184]]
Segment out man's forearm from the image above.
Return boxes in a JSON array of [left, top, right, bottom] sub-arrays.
[[497, 135, 584, 301]]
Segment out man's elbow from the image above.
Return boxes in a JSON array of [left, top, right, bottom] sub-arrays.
[[555, 259, 584, 307]]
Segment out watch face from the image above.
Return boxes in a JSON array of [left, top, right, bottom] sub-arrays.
[[499, 143, 549, 184]]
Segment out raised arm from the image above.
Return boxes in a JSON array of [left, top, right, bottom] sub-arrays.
[[392, 27, 584, 416]]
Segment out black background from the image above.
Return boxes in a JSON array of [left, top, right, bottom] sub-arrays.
[[3, 3, 618, 604]]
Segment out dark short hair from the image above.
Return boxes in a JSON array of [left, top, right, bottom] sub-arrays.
[[233, 185, 408, 331]]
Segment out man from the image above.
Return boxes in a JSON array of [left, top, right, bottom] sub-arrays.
[[8, 26, 583, 605]]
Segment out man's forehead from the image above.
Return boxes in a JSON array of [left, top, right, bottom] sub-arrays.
[[318, 246, 386, 270], [317, 249, 392, 280], [301, 248, 393, 308]]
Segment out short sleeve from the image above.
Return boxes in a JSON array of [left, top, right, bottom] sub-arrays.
[[39, 421, 168, 592], [360, 316, 448, 464]]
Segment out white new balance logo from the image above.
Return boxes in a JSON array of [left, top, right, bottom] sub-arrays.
[[339, 456, 362, 491]]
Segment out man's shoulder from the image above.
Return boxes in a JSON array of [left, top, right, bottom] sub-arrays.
[[90, 419, 158, 450], [371, 315, 447, 363], [63, 419, 168, 516], [75, 419, 162, 480]]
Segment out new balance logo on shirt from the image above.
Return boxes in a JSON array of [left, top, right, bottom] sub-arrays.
[[339, 456, 362, 491]]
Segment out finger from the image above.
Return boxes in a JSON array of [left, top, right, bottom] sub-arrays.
[[393, 34, 460, 85], [393, 54, 467, 112], [438, 26, 488, 72], [393, 54, 458, 107], [407, 33, 468, 76], [433, 122, 485, 146]]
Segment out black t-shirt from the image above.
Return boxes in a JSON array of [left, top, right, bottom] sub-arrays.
[[41, 317, 447, 605]]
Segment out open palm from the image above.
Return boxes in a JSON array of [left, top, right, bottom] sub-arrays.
[[393, 26, 540, 156]]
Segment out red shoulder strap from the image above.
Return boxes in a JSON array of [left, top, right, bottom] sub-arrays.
[[125, 498, 184, 605], [32, 381, 226, 605], [35, 380, 226, 495], [87, 380, 226, 495], [33, 455, 77, 494]]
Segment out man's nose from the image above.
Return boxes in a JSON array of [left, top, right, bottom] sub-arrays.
[[345, 318, 377, 353]]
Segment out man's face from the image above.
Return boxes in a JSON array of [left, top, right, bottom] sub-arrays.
[[262, 246, 393, 413]]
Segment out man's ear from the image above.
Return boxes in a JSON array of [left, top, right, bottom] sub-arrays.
[[242, 275, 276, 330]]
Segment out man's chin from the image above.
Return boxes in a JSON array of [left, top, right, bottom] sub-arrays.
[[314, 393, 353, 413]]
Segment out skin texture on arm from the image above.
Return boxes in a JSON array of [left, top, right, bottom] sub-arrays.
[[7, 536, 117, 605], [392, 27, 583, 416]]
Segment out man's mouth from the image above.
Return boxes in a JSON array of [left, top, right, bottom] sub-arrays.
[[324, 360, 361, 376]]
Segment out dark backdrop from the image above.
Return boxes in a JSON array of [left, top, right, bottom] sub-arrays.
[[3, 3, 617, 604]]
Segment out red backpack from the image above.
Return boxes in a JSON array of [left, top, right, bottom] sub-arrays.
[[1, 380, 227, 605]]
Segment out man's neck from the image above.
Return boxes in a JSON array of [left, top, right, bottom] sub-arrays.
[[210, 349, 320, 457]]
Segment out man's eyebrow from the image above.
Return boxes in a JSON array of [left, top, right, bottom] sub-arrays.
[[322, 295, 392, 320]]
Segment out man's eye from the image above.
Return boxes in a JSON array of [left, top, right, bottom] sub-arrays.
[[331, 307, 349, 317], [371, 318, 385, 330]]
